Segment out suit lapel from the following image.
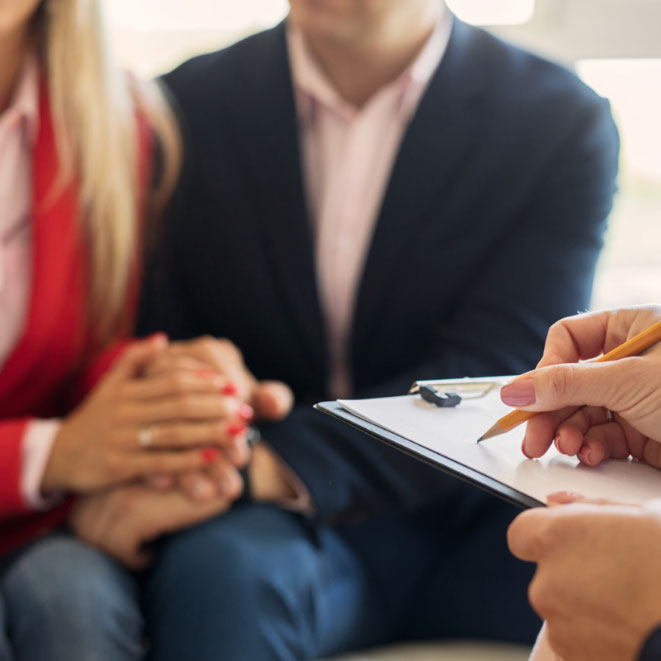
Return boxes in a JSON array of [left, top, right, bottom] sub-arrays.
[[232, 23, 327, 379], [353, 20, 486, 351]]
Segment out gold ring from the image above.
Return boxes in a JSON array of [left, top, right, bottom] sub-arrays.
[[138, 426, 155, 448]]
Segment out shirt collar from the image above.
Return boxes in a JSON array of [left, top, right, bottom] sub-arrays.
[[287, 10, 452, 122], [0, 54, 40, 148]]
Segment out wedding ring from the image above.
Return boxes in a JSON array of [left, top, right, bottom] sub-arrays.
[[605, 408, 615, 423], [138, 426, 155, 448]]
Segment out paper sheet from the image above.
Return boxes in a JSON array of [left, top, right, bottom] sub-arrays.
[[339, 381, 661, 504]]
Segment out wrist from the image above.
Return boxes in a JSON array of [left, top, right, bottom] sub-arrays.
[[249, 442, 296, 502], [41, 423, 74, 493]]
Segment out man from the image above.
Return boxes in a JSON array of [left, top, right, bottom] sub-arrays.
[[138, 0, 619, 658]]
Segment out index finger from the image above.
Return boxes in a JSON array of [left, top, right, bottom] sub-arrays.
[[537, 307, 661, 369], [536, 311, 611, 368], [169, 340, 257, 400]]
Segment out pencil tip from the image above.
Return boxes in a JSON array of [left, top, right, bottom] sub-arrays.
[[478, 423, 502, 442]]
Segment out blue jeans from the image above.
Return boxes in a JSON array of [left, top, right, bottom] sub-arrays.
[[144, 495, 538, 660], [0, 535, 142, 661], [0, 491, 538, 660]]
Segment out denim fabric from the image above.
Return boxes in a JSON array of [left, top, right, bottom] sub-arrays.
[[0, 535, 142, 661], [143, 498, 538, 661]]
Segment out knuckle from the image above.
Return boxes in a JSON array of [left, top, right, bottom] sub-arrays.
[[174, 393, 196, 416], [527, 577, 548, 616], [535, 517, 562, 556], [165, 424, 186, 445], [169, 374, 190, 395], [114, 382, 131, 400], [546, 366, 571, 401], [103, 453, 125, 480], [197, 335, 217, 352]]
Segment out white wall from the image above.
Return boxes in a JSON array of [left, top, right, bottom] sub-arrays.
[[491, 0, 661, 62]]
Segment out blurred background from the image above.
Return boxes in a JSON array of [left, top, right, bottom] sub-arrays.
[[102, 0, 661, 311]]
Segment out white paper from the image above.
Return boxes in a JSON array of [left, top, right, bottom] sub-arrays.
[[339, 380, 661, 504]]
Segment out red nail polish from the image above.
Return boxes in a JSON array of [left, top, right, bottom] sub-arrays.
[[238, 404, 254, 421], [222, 382, 238, 396], [202, 448, 220, 463], [227, 422, 247, 437]]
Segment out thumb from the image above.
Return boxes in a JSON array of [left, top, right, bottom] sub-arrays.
[[251, 381, 294, 421], [108, 334, 168, 381], [500, 360, 630, 413]]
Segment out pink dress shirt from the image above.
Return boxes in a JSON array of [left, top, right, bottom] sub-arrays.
[[287, 13, 452, 397], [0, 57, 61, 510]]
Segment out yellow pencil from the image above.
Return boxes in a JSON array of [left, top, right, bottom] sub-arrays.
[[478, 320, 661, 442]]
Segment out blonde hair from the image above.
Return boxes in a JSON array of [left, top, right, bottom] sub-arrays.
[[37, 0, 180, 346]]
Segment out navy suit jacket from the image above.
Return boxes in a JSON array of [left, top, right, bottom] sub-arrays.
[[139, 19, 619, 523], [641, 628, 661, 661]]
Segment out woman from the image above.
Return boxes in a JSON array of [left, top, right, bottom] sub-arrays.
[[502, 305, 661, 661], [0, 1, 254, 658]]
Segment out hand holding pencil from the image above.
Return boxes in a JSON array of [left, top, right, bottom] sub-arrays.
[[479, 306, 661, 470]]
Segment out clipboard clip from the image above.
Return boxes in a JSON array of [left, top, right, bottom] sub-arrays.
[[419, 385, 462, 407], [408, 378, 498, 408]]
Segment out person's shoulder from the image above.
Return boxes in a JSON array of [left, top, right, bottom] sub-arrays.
[[456, 21, 608, 119], [162, 23, 284, 109]]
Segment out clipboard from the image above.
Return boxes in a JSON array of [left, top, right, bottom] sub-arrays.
[[315, 377, 661, 510], [315, 399, 541, 509]]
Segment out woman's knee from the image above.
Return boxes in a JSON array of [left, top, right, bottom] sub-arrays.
[[2, 535, 142, 646]]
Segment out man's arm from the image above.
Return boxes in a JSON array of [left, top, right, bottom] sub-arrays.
[[261, 94, 619, 522]]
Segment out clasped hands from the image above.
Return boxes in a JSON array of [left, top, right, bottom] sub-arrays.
[[46, 334, 294, 568]]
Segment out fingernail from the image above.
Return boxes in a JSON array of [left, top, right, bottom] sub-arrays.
[[202, 448, 220, 464], [547, 491, 583, 504], [196, 368, 218, 379], [222, 382, 238, 396], [227, 422, 247, 437], [501, 379, 536, 407], [579, 447, 592, 464], [238, 404, 254, 421], [149, 332, 168, 346], [554, 435, 561, 451]]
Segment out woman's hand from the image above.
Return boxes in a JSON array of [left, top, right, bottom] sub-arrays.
[[145, 336, 294, 421], [508, 494, 661, 661], [499, 306, 661, 467], [42, 336, 251, 493], [142, 336, 295, 502], [70, 483, 235, 569]]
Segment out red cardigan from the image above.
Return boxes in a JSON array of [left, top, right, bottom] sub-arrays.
[[0, 86, 151, 555]]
